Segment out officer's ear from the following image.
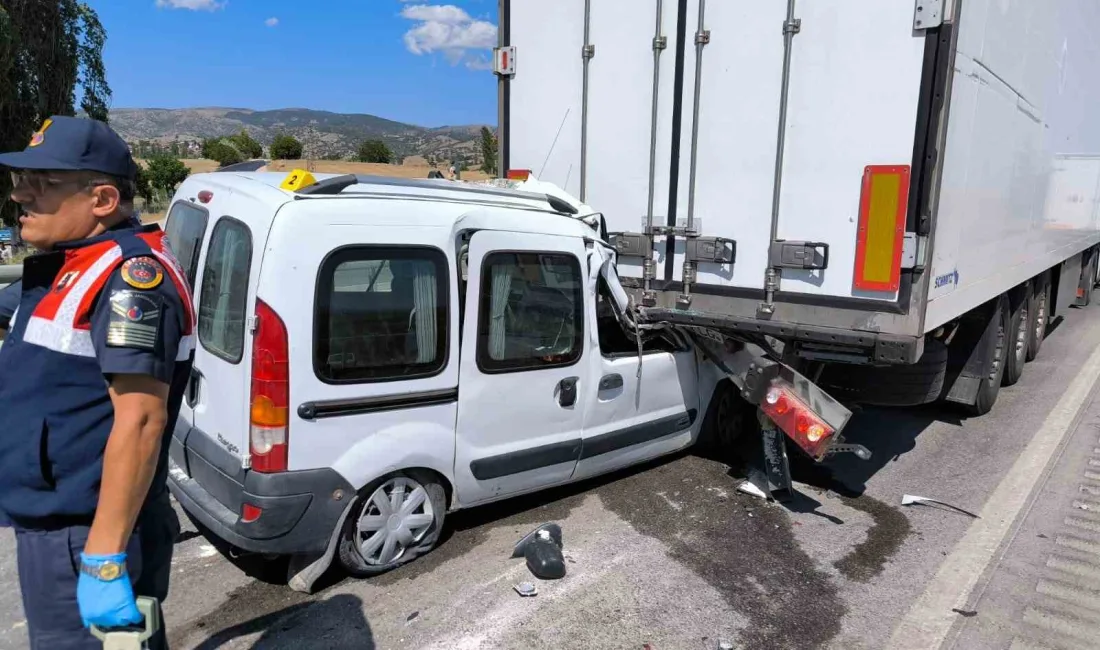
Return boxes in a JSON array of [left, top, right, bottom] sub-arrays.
[[88, 182, 121, 220]]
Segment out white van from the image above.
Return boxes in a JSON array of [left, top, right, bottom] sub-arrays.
[[163, 170, 746, 577]]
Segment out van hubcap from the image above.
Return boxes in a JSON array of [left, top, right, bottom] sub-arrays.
[[356, 477, 435, 566]]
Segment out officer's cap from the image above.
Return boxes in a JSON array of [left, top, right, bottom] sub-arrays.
[[0, 115, 138, 181]]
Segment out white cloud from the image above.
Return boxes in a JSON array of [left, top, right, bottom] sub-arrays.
[[155, 0, 225, 10], [400, 4, 497, 68], [265, 17, 279, 27]]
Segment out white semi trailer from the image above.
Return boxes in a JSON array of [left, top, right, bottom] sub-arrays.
[[494, 0, 1100, 420]]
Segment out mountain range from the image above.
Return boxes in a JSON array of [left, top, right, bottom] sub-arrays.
[[108, 107, 494, 164]]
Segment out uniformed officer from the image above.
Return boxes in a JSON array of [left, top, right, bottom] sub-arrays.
[[0, 116, 195, 649]]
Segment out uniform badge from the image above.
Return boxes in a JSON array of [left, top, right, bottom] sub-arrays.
[[29, 119, 53, 147], [107, 290, 162, 351], [54, 270, 80, 293], [121, 256, 164, 290]]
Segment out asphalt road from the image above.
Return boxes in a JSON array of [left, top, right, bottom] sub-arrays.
[[4, 299, 1100, 649]]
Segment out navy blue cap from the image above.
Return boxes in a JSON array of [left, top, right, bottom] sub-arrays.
[[0, 115, 138, 180]]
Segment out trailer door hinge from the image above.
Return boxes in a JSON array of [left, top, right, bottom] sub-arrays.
[[582, 44, 596, 60], [783, 18, 801, 35], [769, 240, 829, 270], [653, 35, 668, 51], [493, 46, 516, 77], [900, 233, 928, 270], [913, 0, 944, 30]]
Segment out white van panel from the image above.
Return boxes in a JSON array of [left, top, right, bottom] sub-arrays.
[[926, 0, 1100, 329], [262, 201, 460, 476]]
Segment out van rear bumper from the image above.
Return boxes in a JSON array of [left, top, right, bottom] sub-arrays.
[[167, 422, 354, 556]]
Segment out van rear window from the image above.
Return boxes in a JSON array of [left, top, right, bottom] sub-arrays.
[[198, 217, 252, 364], [163, 201, 209, 287], [315, 246, 448, 383]]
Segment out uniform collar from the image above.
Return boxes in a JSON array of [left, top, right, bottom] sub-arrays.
[[55, 220, 160, 251]]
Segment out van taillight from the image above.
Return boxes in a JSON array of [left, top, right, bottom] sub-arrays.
[[759, 381, 835, 460], [250, 299, 288, 473]]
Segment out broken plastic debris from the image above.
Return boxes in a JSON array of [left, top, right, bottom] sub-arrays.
[[718, 641, 734, 650], [738, 480, 769, 501], [901, 494, 980, 519], [514, 582, 538, 597], [511, 523, 563, 558]]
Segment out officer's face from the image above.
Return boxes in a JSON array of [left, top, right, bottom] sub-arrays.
[[10, 170, 123, 250]]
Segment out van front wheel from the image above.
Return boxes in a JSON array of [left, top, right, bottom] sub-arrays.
[[337, 470, 447, 577]]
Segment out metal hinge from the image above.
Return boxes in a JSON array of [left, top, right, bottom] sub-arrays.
[[582, 44, 596, 60], [913, 0, 944, 30], [783, 18, 801, 35], [608, 232, 649, 258], [685, 237, 735, 264], [247, 316, 258, 333], [492, 46, 516, 77], [900, 233, 929, 270], [769, 240, 829, 270], [653, 36, 667, 51], [695, 30, 711, 46]]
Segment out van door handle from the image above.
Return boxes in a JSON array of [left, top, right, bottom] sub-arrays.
[[599, 373, 623, 391], [558, 377, 579, 408], [186, 368, 202, 408]]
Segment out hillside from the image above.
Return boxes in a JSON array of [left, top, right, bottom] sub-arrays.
[[109, 107, 494, 165]]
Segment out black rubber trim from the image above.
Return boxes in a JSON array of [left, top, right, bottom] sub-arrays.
[[579, 409, 696, 460], [501, 0, 511, 174], [298, 388, 458, 420], [663, 0, 690, 282], [469, 438, 583, 481]]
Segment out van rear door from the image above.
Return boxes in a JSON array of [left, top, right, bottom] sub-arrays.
[[505, 1, 929, 305]]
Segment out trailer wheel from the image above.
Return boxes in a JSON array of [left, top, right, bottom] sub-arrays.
[[1001, 289, 1029, 387], [816, 339, 948, 407], [1026, 273, 1050, 362], [969, 295, 1010, 416]]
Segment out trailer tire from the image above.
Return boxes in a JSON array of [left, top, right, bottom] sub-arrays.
[[968, 294, 1010, 416], [817, 339, 948, 407], [1026, 273, 1050, 362], [1002, 288, 1029, 387]]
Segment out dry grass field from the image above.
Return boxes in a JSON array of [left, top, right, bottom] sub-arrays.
[[137, 158, 491, 223]]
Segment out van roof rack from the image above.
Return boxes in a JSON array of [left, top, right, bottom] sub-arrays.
[[295, 174, 359, 195]]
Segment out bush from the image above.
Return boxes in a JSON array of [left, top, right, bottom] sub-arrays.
[[229, 129, 263, 158], [146, 154, 190, 195], [357, 140, 392, 164], [271, 134, 303, 160], [201, 139, 243, 167]]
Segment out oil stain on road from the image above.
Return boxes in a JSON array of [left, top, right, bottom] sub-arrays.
[[833, 493, 912, 582], [599, 454, 846, 650]]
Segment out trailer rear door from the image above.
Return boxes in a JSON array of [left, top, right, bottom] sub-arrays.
[[504, 1, 930, 305]]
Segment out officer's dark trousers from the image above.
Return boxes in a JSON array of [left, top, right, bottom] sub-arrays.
[[14, 493, 180, 649]]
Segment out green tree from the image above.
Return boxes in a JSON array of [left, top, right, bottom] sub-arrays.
[[0, 1, 112, 225], [479, 127, 497, 176], [229, 129, 263, 158], [133, 164, 154, 205], [201, 138, 243, 167], [270, 134, 303, 160], [357, 140, 392, 164], [145, 154, 190, 196]]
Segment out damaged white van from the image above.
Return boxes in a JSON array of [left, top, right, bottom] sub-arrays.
[[164, 170, 853, 586]]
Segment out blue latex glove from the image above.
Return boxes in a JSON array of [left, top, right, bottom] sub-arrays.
[[76, 552, 142, 629]]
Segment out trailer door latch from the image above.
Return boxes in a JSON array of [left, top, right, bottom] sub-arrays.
[[769, 240, 829, 270], [686, 237, 735, 264], [608, 232, 649, 258]]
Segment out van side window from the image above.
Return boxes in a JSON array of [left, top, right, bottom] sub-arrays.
[[315, 247, 448, 383], [198, 218, 252, 363], [163, 201, 209, 287], [476, 252, 584, 373]]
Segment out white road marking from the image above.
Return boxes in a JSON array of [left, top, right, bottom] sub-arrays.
[[887, 340, 1100, 650]]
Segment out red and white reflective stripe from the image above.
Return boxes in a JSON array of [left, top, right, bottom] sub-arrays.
[[57, 246, 123, 329], [150, 249, 196, 332], [22, 315, 96, 357]]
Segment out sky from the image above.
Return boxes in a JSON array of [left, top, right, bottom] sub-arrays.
[[90, 0, 499, 127]]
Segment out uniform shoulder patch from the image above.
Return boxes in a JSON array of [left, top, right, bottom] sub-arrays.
[[120, 256, 164, 290], [106, 290, 163, 350]]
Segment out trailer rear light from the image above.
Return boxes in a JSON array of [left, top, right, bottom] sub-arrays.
[[250, 299, 289, 473], [854, 165, 911, 292], [507, 169, 532, 180], [760, 382, 835, 460]]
